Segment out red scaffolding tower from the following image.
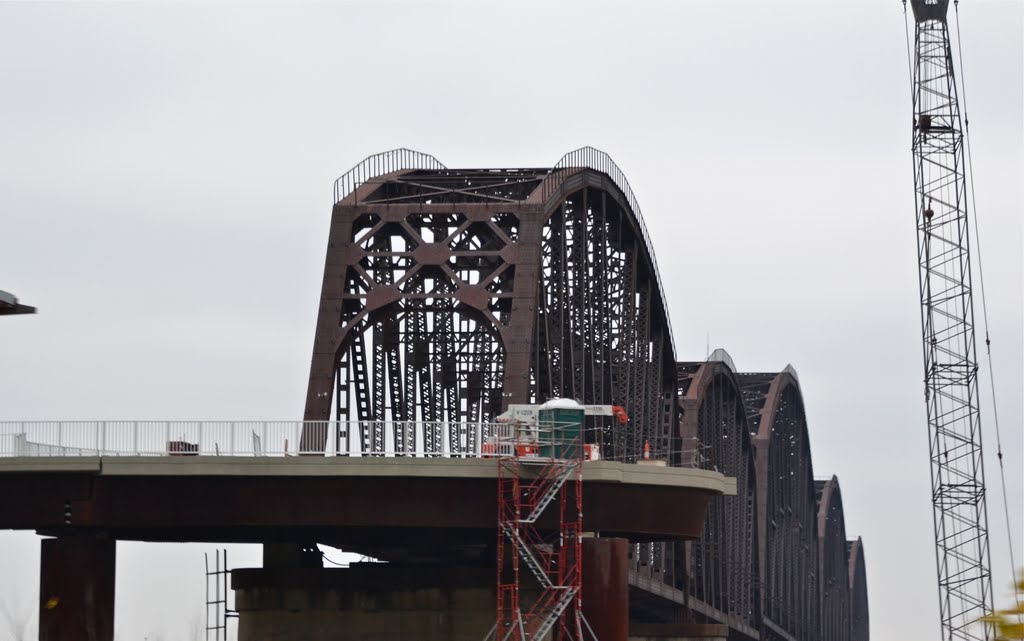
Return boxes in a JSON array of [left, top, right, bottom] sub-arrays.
[[494, 414, 588, 641]]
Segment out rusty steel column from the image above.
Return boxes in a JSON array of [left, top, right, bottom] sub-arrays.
[[39, 538, 115, 641], [581, 537, 628, 641]]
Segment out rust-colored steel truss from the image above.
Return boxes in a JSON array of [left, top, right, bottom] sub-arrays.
[[847, 538, 869, 641], [678, 358, 760, 634], [303, 148, 675, 462], [632, 356, 869, 641], [817, 477, 852, 641], [300, 149, 869, 641]]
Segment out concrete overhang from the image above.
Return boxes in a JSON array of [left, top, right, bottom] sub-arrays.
[[0, 289, 36, 315], [0, 456, 735, 545]]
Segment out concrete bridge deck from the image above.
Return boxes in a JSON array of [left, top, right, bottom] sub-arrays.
[[0, 456, 734, 550]]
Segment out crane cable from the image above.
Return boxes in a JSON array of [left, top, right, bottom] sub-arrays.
[[902, 1, 914, 104], [952, 0, 1021, 608]]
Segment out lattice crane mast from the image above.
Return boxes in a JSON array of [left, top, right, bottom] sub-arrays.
[[904, 1, 995, 639]]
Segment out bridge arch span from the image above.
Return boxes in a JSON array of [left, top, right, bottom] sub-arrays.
[[848, 537, 869, 641], [817, 476, 851, 641], [303, 148, 677, 460], [739, 368, 818, 641], [295, 148, 870, 641], [677, 352, 760, 632]]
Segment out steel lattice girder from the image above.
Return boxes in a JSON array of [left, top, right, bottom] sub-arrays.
[[677, 359, 760, 634], [909, 8, 995, 641], [742, 369, 819, 641], [627, 357, 868, 641], [299, 150, 870, 641], [816, 477, 852, 641], [302, 160, 676, 461], [847, 538, 869, 641]]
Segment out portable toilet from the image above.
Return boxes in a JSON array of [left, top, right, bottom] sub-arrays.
[[537, 398, 585, 459]]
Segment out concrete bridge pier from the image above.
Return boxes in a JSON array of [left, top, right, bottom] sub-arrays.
[[38, 537, 116, 641], [232, 539, 632, 641]]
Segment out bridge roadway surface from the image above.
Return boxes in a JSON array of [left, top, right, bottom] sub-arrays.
[[0, 456, 735, 551]]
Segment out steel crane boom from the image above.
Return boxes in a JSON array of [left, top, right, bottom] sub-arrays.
[[905, 1, 995, 639]]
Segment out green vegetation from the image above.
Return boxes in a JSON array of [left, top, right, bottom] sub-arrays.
[[980, 569, 1024, 641]]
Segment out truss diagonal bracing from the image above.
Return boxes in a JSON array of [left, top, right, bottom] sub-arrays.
[[908, 3, 994, 640], [301, 148, 677, 463], [300, 148, 870, 641]]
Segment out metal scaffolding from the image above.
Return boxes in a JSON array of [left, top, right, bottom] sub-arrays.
[[494, 418, 586, 641]]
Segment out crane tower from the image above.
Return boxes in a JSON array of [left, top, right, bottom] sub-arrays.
[[906, 1, 995, 639]]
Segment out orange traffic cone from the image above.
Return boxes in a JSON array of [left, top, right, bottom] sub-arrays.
[[643, 440, 650, 460]]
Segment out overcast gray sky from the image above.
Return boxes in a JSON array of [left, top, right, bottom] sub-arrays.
[[1, 1, 1021, 640]]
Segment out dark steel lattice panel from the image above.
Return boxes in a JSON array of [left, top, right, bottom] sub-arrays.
[[817, 478, 851, 641], [907, 3, 995, 639], [300, 149, 870, 641], [533, 184, 675, 462], [303, 148, 677, 462], [741, 370, 819, 641], [847, 538, 869, 641], [678, 357, 760, 633]]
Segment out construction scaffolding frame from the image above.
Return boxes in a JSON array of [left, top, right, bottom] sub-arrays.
[[493, 417, 593, 641]]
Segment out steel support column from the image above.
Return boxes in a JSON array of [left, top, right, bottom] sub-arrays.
[[582, 538, 629, 641], [39, 537, 116, 641]]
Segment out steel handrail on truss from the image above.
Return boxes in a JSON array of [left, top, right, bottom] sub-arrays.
[[333, 148, 447, 204], [539, 146, 676, 358]]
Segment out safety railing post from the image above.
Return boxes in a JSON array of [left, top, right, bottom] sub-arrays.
[[0, 420, 635, 461]]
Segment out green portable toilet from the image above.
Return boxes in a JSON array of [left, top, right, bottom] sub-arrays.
[[538, 398, 585, 459]]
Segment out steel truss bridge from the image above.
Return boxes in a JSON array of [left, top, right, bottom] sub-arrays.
[[301, 147, 870, 641]]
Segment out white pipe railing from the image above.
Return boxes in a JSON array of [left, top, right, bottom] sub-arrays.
[[0, 421, 707, 465], [0, 421, 498, 458]]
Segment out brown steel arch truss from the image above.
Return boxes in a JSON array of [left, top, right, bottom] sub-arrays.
[[678, 356, 760, 635], [847, 538, 869, 641], [741, 368, 819, 641], [816, 477, 851, 641], [300, 149, 870, 641], [303, 148, 676, 460]]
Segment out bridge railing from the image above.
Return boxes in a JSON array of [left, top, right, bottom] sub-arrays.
[[333, 148, 446, 204], [0, 421, 496, 458], [540, 146, 676, 356], [0, 421, 704, 465]]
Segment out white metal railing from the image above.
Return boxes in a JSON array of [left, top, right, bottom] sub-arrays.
[[0, 421, 708, 465], [0, 421, 506, 458]]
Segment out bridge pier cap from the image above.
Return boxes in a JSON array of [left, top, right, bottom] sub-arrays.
[[910, 0, 950, 23]]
